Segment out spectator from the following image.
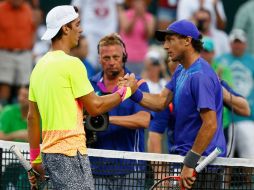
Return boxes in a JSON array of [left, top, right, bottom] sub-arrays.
[[201, 37, 232, 84], [71, 0, 124, 71], [0, 0, 36, 109], [216, 29, 254, 159], [177, 0, 226, 30], [70, 35, 95, 78], [142, 50, 167, 93], [27, 6, 137, 189], [89, 33, 151, 189], [233, 0, 254, 55], [192, 8, 230, 57], [0, 85, 31, 189], [0, 86, 29, 142], [156, 0, 178, 30], [119, 0, 155, 75]]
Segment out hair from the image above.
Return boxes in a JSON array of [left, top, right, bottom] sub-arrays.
[[97, 33, 128, 63], [51, 6, 79, 42], [173, 33, 203, 53], [191, 34, 203, 53]]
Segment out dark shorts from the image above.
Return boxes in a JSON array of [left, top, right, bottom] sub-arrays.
[[42, 152, 94, 190]]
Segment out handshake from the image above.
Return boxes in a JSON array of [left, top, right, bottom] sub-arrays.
[[117, 73, 143, 103]]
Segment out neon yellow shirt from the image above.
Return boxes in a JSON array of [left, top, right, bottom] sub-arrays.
[[29, 50, 94, 156]]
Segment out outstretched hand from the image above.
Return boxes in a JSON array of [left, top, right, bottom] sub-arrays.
[[118, 73, 138, 94]]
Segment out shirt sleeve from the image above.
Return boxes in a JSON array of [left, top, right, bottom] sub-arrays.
[[70, 59, 94, 98], [221, 80, 242, 97], [233, 3, 249, 30], [28, 73, 36, 102], [191, 74, 217, 111], [217, 1, 227, 21], [149, 107, 171, 134]]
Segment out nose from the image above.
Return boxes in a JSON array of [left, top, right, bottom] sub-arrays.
[[108, 58, 116, 66]]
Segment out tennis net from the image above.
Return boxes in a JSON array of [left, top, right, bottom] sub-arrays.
[[1, 140, 254, 190]]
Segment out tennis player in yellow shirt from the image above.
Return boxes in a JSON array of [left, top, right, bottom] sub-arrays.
[[27, 5, 137, 189]]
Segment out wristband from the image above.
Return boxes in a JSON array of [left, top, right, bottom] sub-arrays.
[[30, 147, 42, 164], [116, 87, 132, 102], [183, 150, 201, 169], [130, 89, 143, 103]]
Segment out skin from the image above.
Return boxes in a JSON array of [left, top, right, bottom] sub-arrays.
[[71, 37, 89, 60], [231, 40, 246, 58], [27, 17, 137, 186]]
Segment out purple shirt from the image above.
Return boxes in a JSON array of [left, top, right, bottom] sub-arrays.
[[166, 57, 226, 157]]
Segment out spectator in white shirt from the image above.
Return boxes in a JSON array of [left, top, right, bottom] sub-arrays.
[[192, 8, 230, 57], [177, 0, 226, 30]]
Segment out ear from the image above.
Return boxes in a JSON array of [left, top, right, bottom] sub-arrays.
[[62, 25, 69, 35], [185, 37, 192, 46]]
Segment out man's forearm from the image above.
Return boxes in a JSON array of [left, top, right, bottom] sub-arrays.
[[5, 130, 28, 141], [191, 110, 217, 155], [28, 120, 41, 148], [109, 111, 150, 129], [191, 122, 217, 155], [140, 92, 171, 112], [27, 108, 41, 148]]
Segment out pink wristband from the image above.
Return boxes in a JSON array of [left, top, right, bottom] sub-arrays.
[[30, 147, 41, 163], [116, 87, 132, 102]]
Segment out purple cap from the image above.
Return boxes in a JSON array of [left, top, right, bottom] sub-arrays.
[[155, 19, 200, 41]]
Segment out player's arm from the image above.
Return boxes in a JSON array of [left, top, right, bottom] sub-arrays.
[[27, 101, 41, 150], [181, 109, 217, 189], [79, 91, 122, 116], [27, 100, 45, 183], [109, 111, 150, 129], [140, 88, 173, 111], [192, 109, 217, 155]]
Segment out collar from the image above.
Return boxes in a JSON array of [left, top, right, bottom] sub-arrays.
[[90, 67, 142, 93]]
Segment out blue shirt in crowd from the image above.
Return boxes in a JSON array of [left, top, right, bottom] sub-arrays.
[[216, 53, 254, 122]]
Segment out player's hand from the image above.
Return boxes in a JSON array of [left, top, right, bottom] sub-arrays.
[[118, 73, 138, 94], [180, 165, 196, 189], [28, 163, 45, 189]]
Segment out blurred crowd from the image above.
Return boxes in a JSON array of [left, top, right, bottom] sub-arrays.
[[1, 0, 254, 161]]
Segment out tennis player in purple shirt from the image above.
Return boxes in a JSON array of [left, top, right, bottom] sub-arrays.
[[121, 19, 226, 189]]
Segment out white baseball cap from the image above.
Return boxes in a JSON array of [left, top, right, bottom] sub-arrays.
[[229, 29, 247, 43], [41, 5, 79, 40]]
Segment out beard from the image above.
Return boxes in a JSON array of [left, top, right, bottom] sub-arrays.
[[105, 69, 121, 79]]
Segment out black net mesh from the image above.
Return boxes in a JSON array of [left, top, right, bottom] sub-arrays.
[[1, 141, 254, 190]]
